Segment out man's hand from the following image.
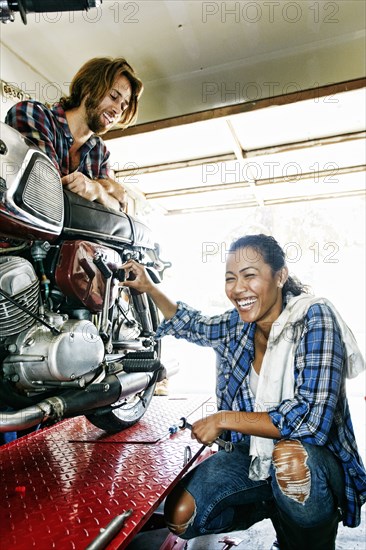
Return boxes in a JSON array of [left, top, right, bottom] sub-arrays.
[[62, 171, 99, 201], [62, 171, 124, 211], [99, 177, 127, 210]]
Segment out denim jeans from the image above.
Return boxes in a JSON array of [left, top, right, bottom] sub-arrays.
[[178, 440, 345, 541]]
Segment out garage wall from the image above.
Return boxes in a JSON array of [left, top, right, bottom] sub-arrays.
[[0, 43, 50, 122]]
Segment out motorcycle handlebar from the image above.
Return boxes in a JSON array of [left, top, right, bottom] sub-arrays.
[[13, 0, 101, 13], [1, 0, 102, 24]]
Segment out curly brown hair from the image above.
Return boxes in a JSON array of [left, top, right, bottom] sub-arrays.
[[60, 57, 143, 128]]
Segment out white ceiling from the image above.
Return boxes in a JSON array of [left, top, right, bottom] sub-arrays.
[[1, 0, 365, 122], [1, 0, 365, 213]]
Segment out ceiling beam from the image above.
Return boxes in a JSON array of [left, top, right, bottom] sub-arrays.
[[158, 189, 365, 216], [242, 131, 366, 158], [114, 131, 365, 177], [225, 118, 263, 207], [115, 153, 235, 176], [105, 78, 366, 141], [144, 165, 365, 200]]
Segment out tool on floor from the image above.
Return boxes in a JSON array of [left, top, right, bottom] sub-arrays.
[[179, 417, 234, 453], [85, 509, 133, 550], [218, 535, 244, 549], [70, 424, 180, 445]]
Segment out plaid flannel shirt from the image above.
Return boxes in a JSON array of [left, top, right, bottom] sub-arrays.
[[156, 298, 366, 527], [5, 100, 110, 180]]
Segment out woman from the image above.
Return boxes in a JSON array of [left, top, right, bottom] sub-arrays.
[[122, 234, 366, 550]]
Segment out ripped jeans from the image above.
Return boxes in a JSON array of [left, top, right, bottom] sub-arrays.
[[175, 440, 345, 542]]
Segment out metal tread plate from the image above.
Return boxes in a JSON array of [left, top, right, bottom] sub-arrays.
[[0, 395, 214, 549]]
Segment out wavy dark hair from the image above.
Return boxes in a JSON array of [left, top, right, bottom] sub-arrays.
[[229, 234, 309, 296], [59, 57, 143, 128]]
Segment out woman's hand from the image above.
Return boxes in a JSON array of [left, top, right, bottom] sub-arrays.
[[191, 410, 281, 440], [120, 260, 155, 294], [121, 260, 178, 320], [190, 413, 224, 446]]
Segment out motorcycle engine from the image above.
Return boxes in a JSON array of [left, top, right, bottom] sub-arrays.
[[0, 256, 104, 392]]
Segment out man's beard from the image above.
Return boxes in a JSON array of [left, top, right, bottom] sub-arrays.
[[85, 97, 107, 135]]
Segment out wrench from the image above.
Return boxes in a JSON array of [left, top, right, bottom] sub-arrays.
[[179, 417, 234, 453]]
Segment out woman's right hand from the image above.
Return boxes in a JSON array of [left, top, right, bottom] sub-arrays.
[[121, 260, 178, 320], [120, 259, 155, 294]]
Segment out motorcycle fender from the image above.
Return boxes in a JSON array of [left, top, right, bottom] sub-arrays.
[[0, 210, 60, 242]]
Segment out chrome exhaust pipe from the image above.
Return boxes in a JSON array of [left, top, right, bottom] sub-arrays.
[[116, 371, 154, 397], [0, 371, 154, 432], [0, 360, 179, 432], [163, 358, 180, 379], [0, 401, 53, 432]]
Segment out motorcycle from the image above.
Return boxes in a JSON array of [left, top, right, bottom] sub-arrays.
[[0, 121, 177, 436]]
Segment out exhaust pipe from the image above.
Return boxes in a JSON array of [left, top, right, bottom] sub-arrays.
[[0, 370, 154, 432], [0, 402, 53, 432], [0, 359, 179, 432], [60, 371, 154, 416]]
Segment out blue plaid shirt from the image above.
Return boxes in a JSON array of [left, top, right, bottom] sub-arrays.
[[156, 299, 366, 527], [5, 100, 110, 180]]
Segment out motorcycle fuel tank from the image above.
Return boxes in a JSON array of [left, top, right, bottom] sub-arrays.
[[55, 240, 120, 312]]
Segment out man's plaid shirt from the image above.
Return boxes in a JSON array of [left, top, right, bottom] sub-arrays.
[[5, 100, 110, 180], [156, 298, 366, 527]]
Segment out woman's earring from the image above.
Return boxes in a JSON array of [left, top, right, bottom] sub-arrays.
[[278, 282, 283, 288]]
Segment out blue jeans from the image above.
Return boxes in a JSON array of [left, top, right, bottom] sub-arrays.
[[178, 440, 344, 541]]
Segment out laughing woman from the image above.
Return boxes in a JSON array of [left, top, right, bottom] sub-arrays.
[[121, 234, 366, 550]]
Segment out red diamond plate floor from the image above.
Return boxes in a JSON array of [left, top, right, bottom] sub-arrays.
[[0, 395, 215, 550]]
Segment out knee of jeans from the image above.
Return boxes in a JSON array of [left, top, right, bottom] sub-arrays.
[[272, 439, 311, 504], [164, 485, 196, 536]]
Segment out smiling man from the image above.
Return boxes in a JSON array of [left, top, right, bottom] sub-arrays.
[[5, 57, 143, 212]]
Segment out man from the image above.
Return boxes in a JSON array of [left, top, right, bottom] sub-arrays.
[[5, 56, 143, 212], [5, 56, 169, 399], [0, 58, 144, 446]]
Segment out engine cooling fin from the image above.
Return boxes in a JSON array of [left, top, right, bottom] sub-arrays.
[[0, 257, 39, 339]]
